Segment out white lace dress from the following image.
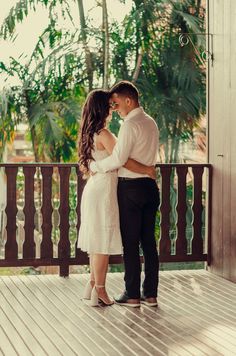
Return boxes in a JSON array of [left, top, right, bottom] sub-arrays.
[[77, 138, 123, 255]]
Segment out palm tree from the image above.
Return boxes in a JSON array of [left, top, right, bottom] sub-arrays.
[[102, 0, 109, 89], [0, 0, 90, 161], [0, 0, 111, 91], [111, 0, 206, 163], [1, 0, 206, 163], [76, 0, 94, 91], [0, 41, 84, 162]]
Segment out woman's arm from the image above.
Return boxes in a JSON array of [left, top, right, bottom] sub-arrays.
[[97, 129, 156, 179]]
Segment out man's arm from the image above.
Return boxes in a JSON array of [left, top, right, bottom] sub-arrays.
[[124, 159, 156, 180], [90, 128, 156, 179], [90, 121, 135, 173]]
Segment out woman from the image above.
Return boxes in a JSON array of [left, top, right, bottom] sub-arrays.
[[77, 89, 155, 306]]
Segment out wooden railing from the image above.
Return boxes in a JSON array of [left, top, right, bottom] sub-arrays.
[[0, 163, 212, 276]]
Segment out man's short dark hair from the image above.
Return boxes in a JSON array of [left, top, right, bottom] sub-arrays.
[[109, 81, 139, 102]]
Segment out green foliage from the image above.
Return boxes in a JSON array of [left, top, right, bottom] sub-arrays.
[[108, 111, 121, 137], [159, 261, 204, 271], [0, 0, 73, 39], [0, 88, 22, 160], [0, 46, 86, 161], [20, 267, 41, 275], [0, 0, 206, 164], [111, 0, 206, 163]]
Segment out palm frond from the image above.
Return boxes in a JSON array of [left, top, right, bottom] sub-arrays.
[[22, 38, 80, 89], [43, 112, 64, 144], [0, 0, 74, 40], [175, 10, 203, 33]]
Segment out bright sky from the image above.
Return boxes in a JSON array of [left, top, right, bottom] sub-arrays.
[[0, 0, 132, 88]]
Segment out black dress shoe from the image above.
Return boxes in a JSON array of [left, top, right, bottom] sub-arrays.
[[114, 292, 140, 308]]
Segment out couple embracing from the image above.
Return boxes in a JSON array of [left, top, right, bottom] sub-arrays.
[[78, 81, 160, 308]]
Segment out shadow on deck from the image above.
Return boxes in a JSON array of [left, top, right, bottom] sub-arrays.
[[0, 269, 236, 356]]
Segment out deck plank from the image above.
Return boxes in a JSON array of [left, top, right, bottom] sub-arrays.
[[46, 274, 164, 356], [0, 325, 18, 356], [0, 279, 45, 356], [2, 275, 71, 356], [35, 275, 127, 356], [0, 270, 236, 356], [158, 279, 236, 354], [160, 273, 236, 346], [9, 276, 93, 356], [71, 275, 181, 356], [163, 271, 236, 352], [108, 273, 220, 356]]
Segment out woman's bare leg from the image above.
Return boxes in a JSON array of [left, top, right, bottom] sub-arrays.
[[93, 254, 113, 304], [93, 254, 108, 285], [83, 254, 95, 299], [89, 254, 95, 284]]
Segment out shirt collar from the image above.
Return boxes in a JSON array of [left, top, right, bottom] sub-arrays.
[[124, 107, 143, 120]]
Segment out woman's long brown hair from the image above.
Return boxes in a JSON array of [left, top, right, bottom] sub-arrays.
[[78, 89, 109, 172]]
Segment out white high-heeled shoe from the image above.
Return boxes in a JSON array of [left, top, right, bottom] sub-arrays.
[[83, 280, 94, 299], [90, 285, 114, 307]]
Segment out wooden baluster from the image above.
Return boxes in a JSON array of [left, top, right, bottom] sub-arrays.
[[76, 166, 87, 262], [192, 166, 204, 256], [76, 167, 86, 232], [159, 166, 172, 258], [5, 166, 18, 259], [58, 166, 71, 276], [176, 166, 188, 256], [41, 167, 53, 259], [23, 166, 36, 258]]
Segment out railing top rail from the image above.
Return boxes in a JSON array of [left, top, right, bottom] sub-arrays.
[[0, 162, 212, 168], [156, 163, 212, 168], [0, 163, 79, 167]]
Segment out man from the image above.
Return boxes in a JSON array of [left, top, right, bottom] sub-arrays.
[[90, 81, 160, 307]]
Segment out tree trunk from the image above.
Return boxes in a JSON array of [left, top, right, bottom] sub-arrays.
[[170, 132, 177, 163], [30, 126, 40, 162], [132, 0, 150, 83], [196, 0, 202, 15], [164, 140, 170, 163], [132, 52, 143, 83], [24, 91, 40, 162], [0, 145, 5, 162], [173, 138, 180, 163], [132, 0, 142, 83], [170, 120, 180, 163], [76, 0, 93, 91], [102, 0, 109, 89]]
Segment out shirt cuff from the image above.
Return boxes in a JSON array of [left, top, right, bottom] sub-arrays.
[[90, 161, 98, 173]]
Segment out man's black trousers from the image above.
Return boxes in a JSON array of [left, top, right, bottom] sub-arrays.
[[117, 177, 160, 299]]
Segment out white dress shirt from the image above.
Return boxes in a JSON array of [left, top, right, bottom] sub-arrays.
[[90, 107, 159, 178]]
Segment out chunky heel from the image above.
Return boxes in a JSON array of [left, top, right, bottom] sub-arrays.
[[90, 285, 114, 307], [83, 280, 94, 299], [90, 286, 99, 306]]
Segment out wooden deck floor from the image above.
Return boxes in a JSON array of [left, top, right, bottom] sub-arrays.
[[0, 270, 236, 356]]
